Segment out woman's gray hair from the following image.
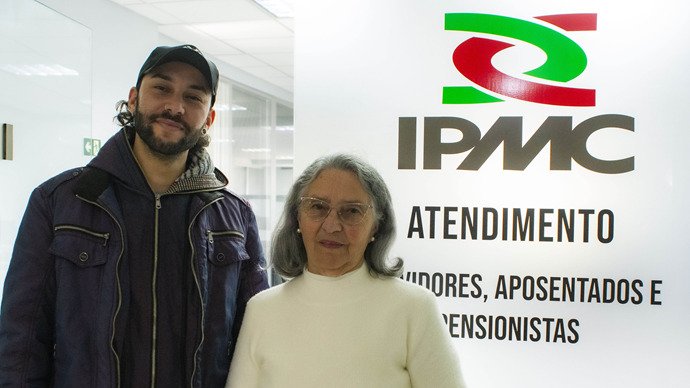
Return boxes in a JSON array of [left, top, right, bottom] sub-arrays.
[[271, 153, 403, 279]]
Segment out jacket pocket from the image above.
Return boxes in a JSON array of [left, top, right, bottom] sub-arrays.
[[50, 225, 110, 268], [206, 230, 249, 266]]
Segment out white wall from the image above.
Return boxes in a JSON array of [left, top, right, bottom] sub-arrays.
[[295, 0, 690, 386]]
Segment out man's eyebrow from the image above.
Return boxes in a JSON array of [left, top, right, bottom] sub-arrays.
[[148, 71, 209, 93], [149, 72, 172, 82], [188, 84, 209, 93]]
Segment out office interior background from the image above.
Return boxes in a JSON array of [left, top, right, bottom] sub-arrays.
[[4, 1, 690, 386], [0, 0, 296, 293]]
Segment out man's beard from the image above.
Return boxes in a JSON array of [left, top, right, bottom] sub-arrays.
[[133, 107, 203, 157]]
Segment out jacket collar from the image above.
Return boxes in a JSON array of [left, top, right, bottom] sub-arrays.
[[86, 126, 229, 196]]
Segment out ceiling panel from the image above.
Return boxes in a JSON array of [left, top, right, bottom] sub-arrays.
[[224, 37, 293, 54], [106, 0, 294, 93], [215, 53, 267, 67], [157, 25, 244, 55], [242, 65, 287, 78], [194, 20, 292, 39], [253, 52, 293, 67], [124, 4, 181, 23], [155, 1, 269, 23]]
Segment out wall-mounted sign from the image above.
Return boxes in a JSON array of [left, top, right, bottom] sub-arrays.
[[83, 137, 101, 156], [296, 0, 690, 386]]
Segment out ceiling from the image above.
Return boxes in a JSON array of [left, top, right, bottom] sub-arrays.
[[107, 0, 294, 94]]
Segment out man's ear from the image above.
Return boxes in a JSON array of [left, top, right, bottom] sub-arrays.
[[205, 108, 216, 130], [127, 87, 138, 112]]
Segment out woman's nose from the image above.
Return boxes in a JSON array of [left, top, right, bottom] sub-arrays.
[[320, 208, 343, 233]]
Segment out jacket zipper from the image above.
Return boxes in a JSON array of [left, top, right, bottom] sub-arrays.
[[124, 128, 230, 386], [151, 193, 162, 388], [188, 196, 224, 387], [206, 230, 244, 244], [75, 194, 125, 388], [54, 225, 110, 246]]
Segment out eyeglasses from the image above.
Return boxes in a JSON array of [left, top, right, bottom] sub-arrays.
[[299, 197, 373, 226]]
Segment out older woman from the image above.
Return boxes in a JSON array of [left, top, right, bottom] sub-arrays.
[[226, 153, 465, 388]]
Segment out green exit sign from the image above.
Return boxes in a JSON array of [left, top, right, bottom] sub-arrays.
[[83, 138, 101, 156]]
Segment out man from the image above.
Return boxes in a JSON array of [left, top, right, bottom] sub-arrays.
[[0, 45, 269, 387]]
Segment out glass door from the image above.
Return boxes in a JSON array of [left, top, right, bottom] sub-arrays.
[[0, 0, 92, 301]]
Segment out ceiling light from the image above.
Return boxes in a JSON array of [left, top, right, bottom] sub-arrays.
[[253, 0, 294, 18], [0, 64, 79, 76]]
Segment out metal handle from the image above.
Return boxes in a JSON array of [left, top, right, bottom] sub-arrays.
[[2, 123, 12, 160]]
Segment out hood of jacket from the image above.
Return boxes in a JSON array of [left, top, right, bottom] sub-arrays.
[[87, 126, 229, 195]]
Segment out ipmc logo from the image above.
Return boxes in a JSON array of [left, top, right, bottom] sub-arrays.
[[442, 13, 596, 106], [397, 12, 635, 174]]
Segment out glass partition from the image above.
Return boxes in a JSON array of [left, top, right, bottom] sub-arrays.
[[207, 80, 294, 285], [0, 0, 92, 302]]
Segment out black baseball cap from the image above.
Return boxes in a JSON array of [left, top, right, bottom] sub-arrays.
[[136, 44, 219, 107]]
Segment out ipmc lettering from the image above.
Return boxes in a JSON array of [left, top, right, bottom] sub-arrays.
[[398, 114, 634, 174]]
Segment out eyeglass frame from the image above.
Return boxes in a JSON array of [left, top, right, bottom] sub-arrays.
[[298, 196, 374, 226]]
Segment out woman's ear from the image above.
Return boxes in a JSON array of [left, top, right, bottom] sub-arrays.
[[370, 222, 379, 241]]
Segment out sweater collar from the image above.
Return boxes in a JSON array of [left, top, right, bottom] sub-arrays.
[[294, 263, 373, 305]]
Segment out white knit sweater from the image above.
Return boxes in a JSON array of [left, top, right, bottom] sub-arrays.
[[226, 264, 466, 388]]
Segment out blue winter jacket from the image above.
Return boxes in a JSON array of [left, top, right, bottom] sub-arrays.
[[0, 128, 269, 387]]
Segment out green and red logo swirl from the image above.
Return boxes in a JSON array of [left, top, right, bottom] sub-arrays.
[[443, 13, 597, 106]]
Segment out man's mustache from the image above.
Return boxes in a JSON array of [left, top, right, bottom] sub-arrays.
[[146, 110, 190, 131]]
